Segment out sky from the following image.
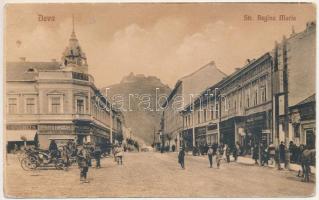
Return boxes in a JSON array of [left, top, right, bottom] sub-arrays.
[[5, 3, 316, 88]]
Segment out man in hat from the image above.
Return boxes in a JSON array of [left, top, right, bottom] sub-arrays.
[[77, 144, 90, 183], [94, 144, 102, 168], [207, 145, 214, 168]]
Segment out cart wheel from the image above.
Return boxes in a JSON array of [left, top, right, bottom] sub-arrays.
[[20, 158, 37, 171]]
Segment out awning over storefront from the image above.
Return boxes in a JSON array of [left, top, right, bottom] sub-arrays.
[[6, 130, 37, 142], [48, 135, 76, 140]]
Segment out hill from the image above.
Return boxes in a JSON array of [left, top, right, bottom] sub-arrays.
[[102, 73, 171, 144]]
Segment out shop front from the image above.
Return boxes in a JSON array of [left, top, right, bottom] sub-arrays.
[[182, 128, 193, 151], [6, 124, 38, 152], [38, 124, 76, 148], [245, 111, 272, 150], [220, 117, 244, 149], [206, 123, 218, 145]]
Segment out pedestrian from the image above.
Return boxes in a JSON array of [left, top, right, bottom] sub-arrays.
[[261, 144, 269, 166], [112, 145, 117, 162], [275, 145, 281, 170], [178, 147, 185, 169], [61, 145, 69, 170], [225, 144, 231, 163], [94, 144, 102, 168], [252, 144, 259, 165], [172, 145, 176, 152], [279, 141, 286, 168], [297, 145, 305, 177], [48, 140, 58, 159], [76, 144, 90, 183], [233, 142, 240, 161], [216, 145, 222, 169], [207, 145, 214, 168], [115, 144, 124, 165]]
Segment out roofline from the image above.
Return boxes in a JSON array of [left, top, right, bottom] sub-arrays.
[[179, 60, 226, 81], [181, 52, 272, 112], [289, 93, 316, 109]]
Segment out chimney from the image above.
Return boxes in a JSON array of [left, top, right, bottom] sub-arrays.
[[19, 57, 26, 62], [246, 59, 251, 64]]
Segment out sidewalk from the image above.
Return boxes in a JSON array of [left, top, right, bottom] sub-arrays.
[[237, 156, 316, 174]]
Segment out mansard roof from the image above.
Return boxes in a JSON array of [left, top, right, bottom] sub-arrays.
[[6, 61, 61, 81]]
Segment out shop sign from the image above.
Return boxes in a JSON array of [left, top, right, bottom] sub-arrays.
[[7, 124, 37, 130], [195, 126, 206, 136], [207, 123, 217, 130], [246, 114, 264, 123], [39, 124, 74, 131]]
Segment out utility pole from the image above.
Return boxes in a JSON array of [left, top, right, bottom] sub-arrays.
[[282, 36, 290, 169]]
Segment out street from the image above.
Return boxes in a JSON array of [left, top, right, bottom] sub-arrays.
[[5, 152, 315, 198]]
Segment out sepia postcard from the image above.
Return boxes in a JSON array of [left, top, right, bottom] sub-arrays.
[[2, 2, 317, 198]]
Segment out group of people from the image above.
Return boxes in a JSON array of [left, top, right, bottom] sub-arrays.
[[47, 140, 125, 183], [177, 141, 315, 182], [178, 143, 234, 170]]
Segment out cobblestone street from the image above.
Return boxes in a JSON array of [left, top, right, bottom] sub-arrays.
[[5, 152, 315, 198]]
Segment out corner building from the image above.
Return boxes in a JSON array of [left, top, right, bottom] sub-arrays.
[[6, 26, 122, 149]]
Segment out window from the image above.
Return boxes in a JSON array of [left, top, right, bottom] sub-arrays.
[[76, 99, 85, 114], [197, 111, 201, 124], [261, 86, 267, 103], [246, 94, 250, 108], [26, 98, 35, 114], [8, 98, 17, 113], [215, 104, 219, 119], [254, 89, 258, 106], [211, 109, 214, 120], [294, 124, 300, 138], [203, 109, 207, 122], [51, 97, 61, 113]]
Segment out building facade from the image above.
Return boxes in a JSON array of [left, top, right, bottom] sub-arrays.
[[180, 22, 316, 153], [161, 61, 226, 151], [6, 26, 123, 150], [272, 22, 316, 146], [181, 53, 273, 152]]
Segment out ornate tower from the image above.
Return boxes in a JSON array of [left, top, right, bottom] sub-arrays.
[[61, 16, 88, 73]]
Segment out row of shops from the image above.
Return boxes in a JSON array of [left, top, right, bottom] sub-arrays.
[[182, 110, 272, 153]]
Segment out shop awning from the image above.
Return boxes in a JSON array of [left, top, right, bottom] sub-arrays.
[[6, 130, 37, 142]]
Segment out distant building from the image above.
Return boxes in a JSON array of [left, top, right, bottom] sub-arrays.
[[5, 23, 123, 151], [161, 61, 226, 151]]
